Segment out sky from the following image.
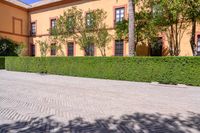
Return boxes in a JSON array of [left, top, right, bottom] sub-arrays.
[[20, 0, 40, 4]]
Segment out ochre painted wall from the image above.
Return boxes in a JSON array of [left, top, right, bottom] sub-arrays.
[[0, 1, 29, 55], [0, 0, 198, 56], [29, 0, 129, 57]]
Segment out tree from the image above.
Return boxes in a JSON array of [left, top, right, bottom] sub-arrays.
[[115, 0, 161, 54], [115, 19, 129, 41], [185, 0, 200, 56], [14, 42, 25, 56], [128, 0, 136, 56], [94, 25, 112, 56], [49, 43, 64, 56], [116, 0, 139, 56], [0, 36, 24, 56], [116, 0, 190, 56], [36, 40, 49, 57], [134, 1, 161, 49], [149, 0, 190, 56], [51, 7, 111, 56], [50, 7, 87, 53], [92, 9, 112, 56]]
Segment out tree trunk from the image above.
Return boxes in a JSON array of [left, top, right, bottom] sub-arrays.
[[100, 48, 106, 56], [190, 18, 197, 56], [169, 25, 175, 56], [128, 0, 135, 56], [175, 21, 179, 56], [103, 48, 106, 56]]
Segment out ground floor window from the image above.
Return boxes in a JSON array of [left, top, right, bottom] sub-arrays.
[[115, 40, 124, 56], [85, 44, 94, 56], [197, 35, 200, 55], [51, 44, 56, 56], [67, 42, 74, 56], [30, 44, 35, 56], [150, 37, 163, 56]]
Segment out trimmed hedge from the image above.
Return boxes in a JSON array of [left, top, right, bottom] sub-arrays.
[[0, 57, 5, 69], [5, 56, 200, 86]]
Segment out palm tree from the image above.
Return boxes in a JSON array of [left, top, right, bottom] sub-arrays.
[[185, 0, 200, 56], [128, 0, 135, 56], [116, 0, 135, 56]]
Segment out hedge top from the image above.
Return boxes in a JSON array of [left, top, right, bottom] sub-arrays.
[[4, 56, 200, 86]]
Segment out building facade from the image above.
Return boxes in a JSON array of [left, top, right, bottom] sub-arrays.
[[0, 0, 29, 55], [0, 0, 200, 56]]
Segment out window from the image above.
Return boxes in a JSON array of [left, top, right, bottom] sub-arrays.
[[152, 4, 162, 17], [50, 19, 57, 29], [150, 37, 163, 56], [30, 22, 36, 36], [86, 13, 94, 28], [197, 35, 200, 55], [30, 44, 35, 56], [115, 40, 124, 56], [85, 44, 94, 56], [115, 7, 125, 23], [67, 42, 74, 56], [67, 16, 75, 33], [50, 18, 57, 34], [51, 44, 56, 56]]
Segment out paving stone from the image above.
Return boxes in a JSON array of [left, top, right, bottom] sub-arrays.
[[0, 70, 199, 132]]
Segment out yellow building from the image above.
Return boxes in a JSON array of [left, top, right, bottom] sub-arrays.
[[0, 0, 199, 56], [0, 0, 29, 55]]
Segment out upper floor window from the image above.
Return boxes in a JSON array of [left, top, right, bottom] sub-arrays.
[[86, 13, 94, 28], [115, 7, 125, 23], [152, 4, 162, 17], [67, 16, 75, 33], [50, 19, 57, 29], [50, 18, 57, 34], [30, 22, 36, 36]]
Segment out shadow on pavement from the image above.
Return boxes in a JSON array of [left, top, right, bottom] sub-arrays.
[[0, 112, 199, 133]]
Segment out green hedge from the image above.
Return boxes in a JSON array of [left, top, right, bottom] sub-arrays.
[[5, 57, 200, 86], [0, 57, 5, 69]]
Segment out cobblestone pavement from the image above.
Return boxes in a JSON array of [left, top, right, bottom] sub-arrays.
[[0, 70, 200, 133]]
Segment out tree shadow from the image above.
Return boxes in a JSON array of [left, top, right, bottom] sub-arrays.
[[0, 112, 199, 133]]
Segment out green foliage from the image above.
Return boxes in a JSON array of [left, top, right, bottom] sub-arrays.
[[51, 7, 111, 56], [116, 0, 193, 56], [94, 25, 112, 56], [36, 40, 64, 57], [51, 7, 93, 52], [153, 0, 190, 56], [5, 56, 200, 86], [14, 42, 25, 56], [0, 37, 24, 56], [50, 44, 64, 56], [51, 7, 83, 41], [185, 0, 200, 20], [36, 40, 49, 57], [134, 5, 161, 46], [184, 0, 200, 56], [115, 19, 129, 40], [0, 57, 5, 69], [92, 10, 112, 56], [115, 1, 161, 47]]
